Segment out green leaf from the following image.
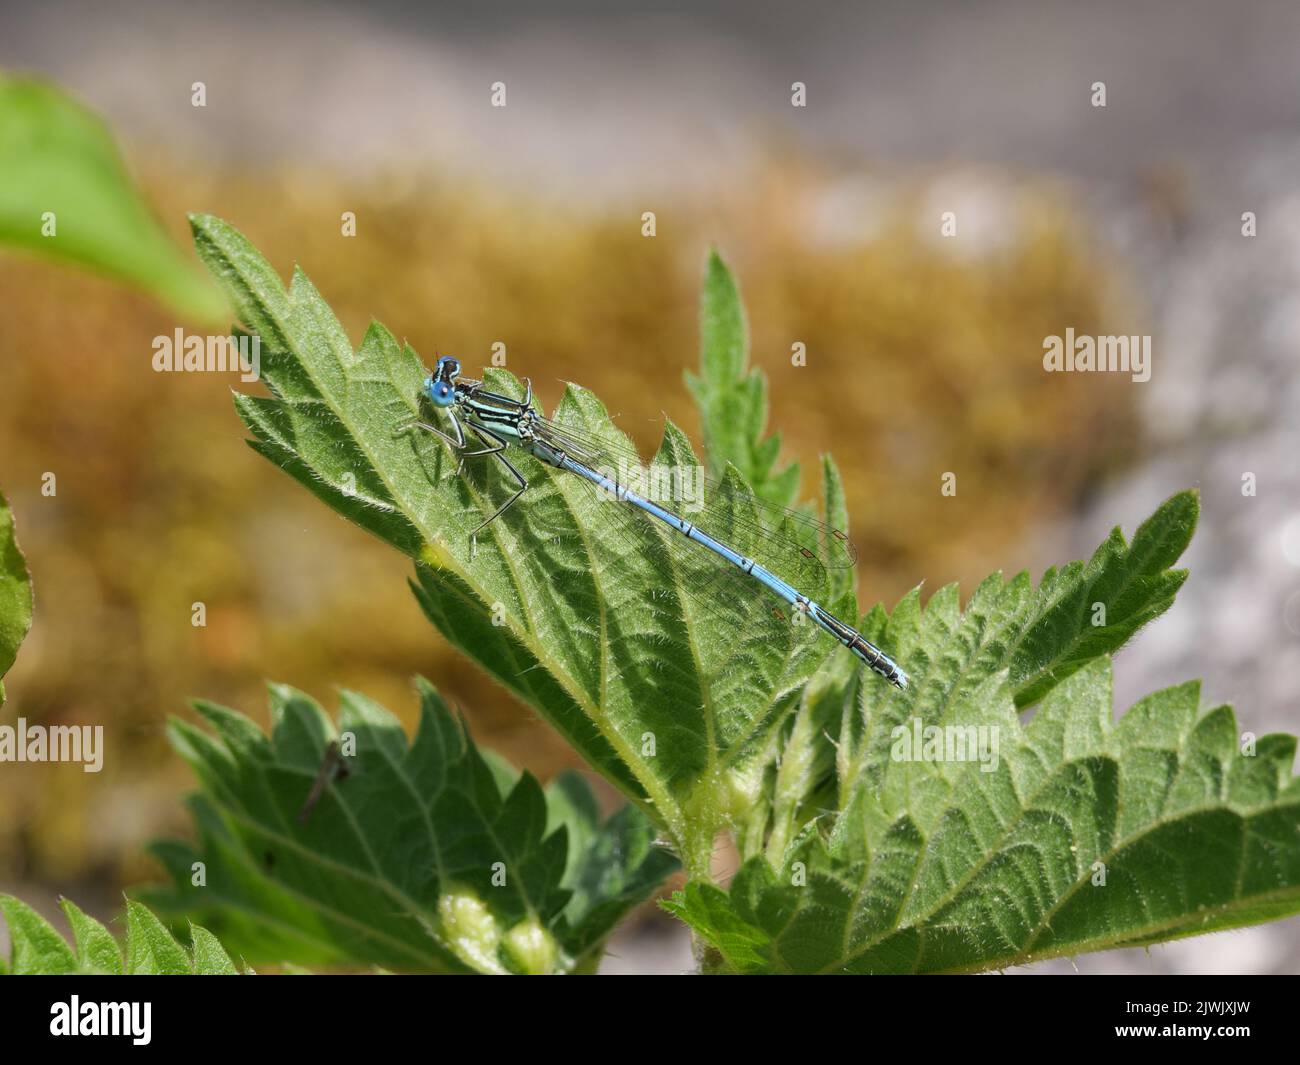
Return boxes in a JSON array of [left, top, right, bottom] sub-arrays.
[[835, 491, 1198, 823], [671, 658, 1300, 972], [1006, 489, 1197, 706], [665, 499, 1300, 973], [125, 901, 193, 974], [193, 214, 856, 876], [147, 680, 677, 973], [0, 896, 77, 974], [544, 772, 680, 961], [726, 491, 1199, 868], [0, 895, 239, 974], [0, 76, 225, 322], [189, 923, 241, 975], [61, 898, 123, 975], [685, 249, 799, 507], [0, 488, 32, 706]]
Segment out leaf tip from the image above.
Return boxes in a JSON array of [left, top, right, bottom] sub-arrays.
[[187, 212, 220, 237]]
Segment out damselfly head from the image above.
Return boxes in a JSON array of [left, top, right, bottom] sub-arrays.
[[425, 374, 455, 408], [426, 355, 461, 407]]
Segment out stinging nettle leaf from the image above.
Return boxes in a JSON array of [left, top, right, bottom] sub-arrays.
[[61, 898, 123, 975], [841, 491, 1201, 826], [1006, 488, 1197, 706], [0, 895, 77, 975], [725, 491, 1201, 873], [670, 656, 1300, 973], [0, 894, 239, 975], [666, 495, 1300, 973], [148, 680, 677, 974], [125, 900, 194, 975], [686, 248, 800, 508]]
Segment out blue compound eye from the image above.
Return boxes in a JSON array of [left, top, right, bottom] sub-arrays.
[[428, 378, 455, 408]]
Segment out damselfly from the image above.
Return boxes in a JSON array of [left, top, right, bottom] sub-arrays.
[[402, 356, 909, 689]]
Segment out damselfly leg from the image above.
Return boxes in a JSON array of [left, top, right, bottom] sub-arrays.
[[401, 413, 531, 537], [464, 425, 529, 535], [396, 412, 465, 450]]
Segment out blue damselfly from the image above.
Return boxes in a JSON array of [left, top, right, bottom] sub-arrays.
[[403, 356, 909, 689]]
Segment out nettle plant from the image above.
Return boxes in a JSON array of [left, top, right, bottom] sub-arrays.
[[139, 215, 1300, 975], [3, 216, 1298, 975]]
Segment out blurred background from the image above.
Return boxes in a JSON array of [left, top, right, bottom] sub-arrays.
[[0, 0, 1297, 974]]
